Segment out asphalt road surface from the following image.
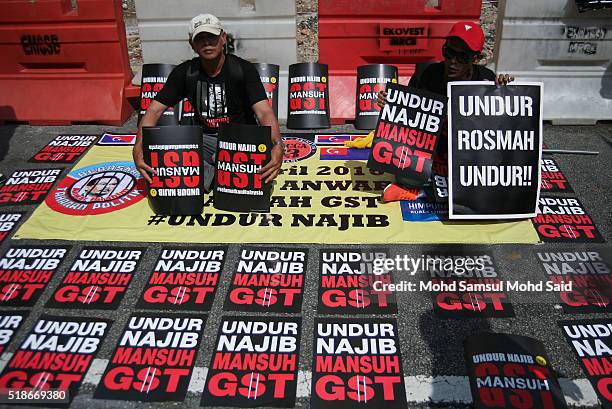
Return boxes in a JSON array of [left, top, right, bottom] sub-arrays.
[[0, 117, 610, 409]]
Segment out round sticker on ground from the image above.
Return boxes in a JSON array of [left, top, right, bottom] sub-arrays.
[[282, 137, 317, 163], [46, 161, 146, 215]]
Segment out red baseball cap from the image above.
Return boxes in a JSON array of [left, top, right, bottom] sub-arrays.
[[447, 21, 485, 52]]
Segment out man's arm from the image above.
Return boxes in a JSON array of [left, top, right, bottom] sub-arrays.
[[252, 100, 283, 183], [133, 100, 168, 183]]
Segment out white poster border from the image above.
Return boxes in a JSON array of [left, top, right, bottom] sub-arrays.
[[447, 81, 543, 220]]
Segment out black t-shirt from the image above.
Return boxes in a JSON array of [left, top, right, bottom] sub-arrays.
[[407, 62, 496, 167], [155, 54, 267, 133], [408, 61, 496, 96]]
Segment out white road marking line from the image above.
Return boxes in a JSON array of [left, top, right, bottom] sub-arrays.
[[6, 355, 592, 407], [81, 358, 108, 385], [188, 366, 208, 393]]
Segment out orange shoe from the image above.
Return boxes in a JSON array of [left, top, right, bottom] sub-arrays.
[[382, 183, 420, 203]]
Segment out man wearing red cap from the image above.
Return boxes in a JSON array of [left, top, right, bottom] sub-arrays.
[[134, 13, 284, 190], [374, 21, 513, 202]]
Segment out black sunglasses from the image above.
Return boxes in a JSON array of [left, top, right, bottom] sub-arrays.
[[193, 31, 223, 46], [442, 44, 477, 64]]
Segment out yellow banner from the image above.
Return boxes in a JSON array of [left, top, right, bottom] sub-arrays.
[[15, 143, 539, 244]]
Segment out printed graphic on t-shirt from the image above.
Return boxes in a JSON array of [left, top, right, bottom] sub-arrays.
[[197, 81, 229, 129]]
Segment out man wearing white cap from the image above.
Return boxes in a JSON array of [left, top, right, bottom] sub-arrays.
[[134, 13, 284, 188]]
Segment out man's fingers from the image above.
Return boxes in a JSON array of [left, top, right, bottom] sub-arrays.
[[138, 168, 152, 184], [496, 74, 514, 86], [259, 161, 274, 173], [260, 161, 281, 182], [377, 90, 388, 108], [264, 169, 280, 184], [260, 166, 275, 181], [136, 161, 155, 184], [134, 157, 155, 174]]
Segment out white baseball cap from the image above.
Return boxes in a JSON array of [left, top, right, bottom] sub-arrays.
[[189, 13, 223, 40]]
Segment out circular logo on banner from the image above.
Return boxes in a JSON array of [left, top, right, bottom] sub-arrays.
[[282, 137, 317, 163], [46, 161, 147, 216]]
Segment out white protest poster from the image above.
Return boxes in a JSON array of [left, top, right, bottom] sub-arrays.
[[448, 81, 543, 219]]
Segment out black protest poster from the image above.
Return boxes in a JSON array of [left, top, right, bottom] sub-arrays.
[[354, 64, 398, 130], [0, 212, 24, 243], [94, 313, 205, 401], [532, 196, 604, 243], [29, 135, 98, 163], [139, 64, 179, 126], [224, 246, 307, 313], [46, 246, 145, 310], [214, 123, 272, 212], [143, 125, 204, 215], [318, 248, 397, 315], [287, 63, 330, 129], [255, 63, 280, 118], [311, 317, 407, 409], [0, 245, 70, 307], [448, 82, 542, 219], [422, 249, 514, 318], [0, 168, 62, 205], [201, 316, 301, 407], [367, 83, 445, 185], [559, 319, 611, 409], [465, 333, 567, 409], [575, 0, 612, 11], [0, 315, 110, 407], [136, 246, 226, 311], [540, 158, 573, 193], [0, 311, 28, 355], [432, 153, 449, 203], [537, 249, 611, 314]]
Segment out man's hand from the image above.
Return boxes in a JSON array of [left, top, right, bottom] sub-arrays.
[[134, 100, 167, 183], [495, 74, 514, 85], [377, 90, 388, 109], [133, 146, 155, 184], [259, 143, 283, 183], [252, 99, 283, 183]]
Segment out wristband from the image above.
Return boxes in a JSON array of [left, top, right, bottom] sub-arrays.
[[272, 140, 286, 152]]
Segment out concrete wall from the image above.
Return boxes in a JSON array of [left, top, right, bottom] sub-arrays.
[[134, 0, 297, 119], [494, 0, 612, 124]]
